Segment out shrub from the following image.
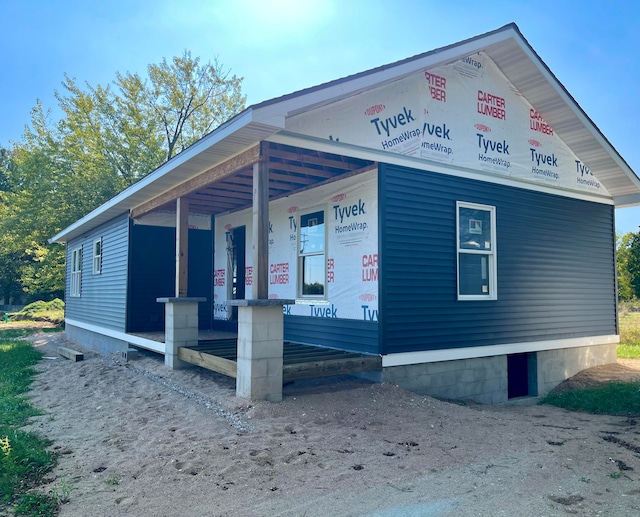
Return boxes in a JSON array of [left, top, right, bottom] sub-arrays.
[[7, 300, 64, 325]]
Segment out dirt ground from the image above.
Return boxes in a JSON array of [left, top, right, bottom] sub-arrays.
[[13, 332, 640, 516]]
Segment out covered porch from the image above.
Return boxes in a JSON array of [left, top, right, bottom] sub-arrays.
[[130, 139, 376, 401]]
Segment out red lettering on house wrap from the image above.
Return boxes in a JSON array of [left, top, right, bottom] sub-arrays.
[[529, 109, 553, 135], [362, 254, 378, 282], [424, 72, 446, 88], [269, 263, 289, 285], [270, 274, 289, 285], [425, 72, 447, 102], [327, 257, 334, 283], [477, 90, 506, 120], [270, 262, 289, 273]]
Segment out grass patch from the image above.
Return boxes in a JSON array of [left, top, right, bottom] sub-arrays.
[[0, 339, 58, 516], [0, 328, 38, 340], [619, 310, 640, 345], [540, 381, 640, 416], [618, 344, 640, 359], [13, 493, 60, 516], [617, 310, 640, 358], [41, 327, 64, 334]]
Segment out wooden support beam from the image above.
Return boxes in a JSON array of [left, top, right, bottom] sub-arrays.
[[282, 356, 381, 382], [130, 144, 262, 219], [176, 197, 189, 297], [270, 163, 378, 203], [253, 152, 269, 299], [57, 346, 84, 362], [178, 347, 237, 378]]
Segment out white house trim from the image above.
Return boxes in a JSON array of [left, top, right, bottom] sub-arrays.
[[381, 334, 620, 367], [65, 318, 165, 354]]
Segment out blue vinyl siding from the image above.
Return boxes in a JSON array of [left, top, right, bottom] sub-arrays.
[[65, 213, 129, 330], [378, 163, 617, 355], [284, 316, 378, 355]]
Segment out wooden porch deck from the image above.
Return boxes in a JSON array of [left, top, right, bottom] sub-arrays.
[[129, 331, 381, 382]]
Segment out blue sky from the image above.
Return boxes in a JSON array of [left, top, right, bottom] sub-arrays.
[[3, 0, 640, 233]]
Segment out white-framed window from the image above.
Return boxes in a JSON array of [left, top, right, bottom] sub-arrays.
[[456, 201, 497, 300], [93, 238, 102, 275], [298, 209, 326, 298], [70, 246, 83, 297]]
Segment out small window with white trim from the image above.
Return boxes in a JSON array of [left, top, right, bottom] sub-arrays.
[[70, 246, 83, 297], [456, 202, 496, 300], [298, 210, 325, 297], [93, 238, 102, 275]]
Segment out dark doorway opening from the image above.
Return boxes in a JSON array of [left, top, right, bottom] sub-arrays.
[[507, 352, 538, 398], [226, 226, 246, 320]]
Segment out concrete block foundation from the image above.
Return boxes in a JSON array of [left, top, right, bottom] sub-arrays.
[[235, 304, 285, 402], [536, 343, 617, 395], [157, 297, 205, 369], [383, 343, 617, 404], [66, 323, 129, 355]]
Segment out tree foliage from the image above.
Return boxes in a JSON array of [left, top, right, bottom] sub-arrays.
[[126, 51, 246, 161], [617, 231, 640, 301], [0, 52, 245, 300]]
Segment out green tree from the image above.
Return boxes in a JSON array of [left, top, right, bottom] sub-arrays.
[[0, 52, 245, 299], [617, 232, 634, 300], [118, 51, 246, 161], [0, 147, 24, 302], [0, 147, 10, 192], [0, 146, 66, 299]]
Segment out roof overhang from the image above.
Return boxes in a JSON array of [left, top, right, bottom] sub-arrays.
[[250, 23, 640, 205], [50, 23, 640, 244], [50, 110, 284, 243]]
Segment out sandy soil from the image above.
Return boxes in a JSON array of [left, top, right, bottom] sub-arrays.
[[12, 332, 640, 516]]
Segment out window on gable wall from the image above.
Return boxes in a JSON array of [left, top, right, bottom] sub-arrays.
[[70, 246, 83, 297], [93, 238, 102, 275], [298, 210, 326, 297], [456, 201, 497, 300]]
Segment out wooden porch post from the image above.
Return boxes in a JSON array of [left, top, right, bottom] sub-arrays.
[[176, 196, 189, 297], [252, 157, 269, 299], [160, 196, 200, 369], [232, 146, 292, 402]]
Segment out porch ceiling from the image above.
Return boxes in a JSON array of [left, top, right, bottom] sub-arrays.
[[137, 142, 376, 217]]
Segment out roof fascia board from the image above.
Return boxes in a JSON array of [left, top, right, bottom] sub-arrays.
[[267, 130, 614, 206], [613, 193, 640, 208]]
